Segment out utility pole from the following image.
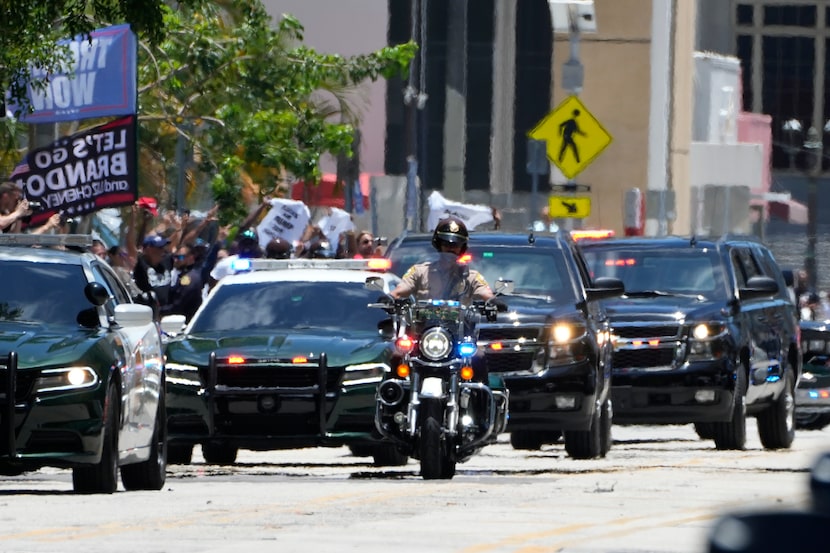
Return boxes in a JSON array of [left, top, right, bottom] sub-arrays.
[[404, 0, 427, 232]]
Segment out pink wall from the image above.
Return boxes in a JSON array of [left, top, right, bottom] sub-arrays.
[[737, 111, 772, 193]]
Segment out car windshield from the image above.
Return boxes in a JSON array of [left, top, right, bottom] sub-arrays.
[[190, 280, 389, 333], [388, 241, 576, 300], [0, 261, 91, 326], [582, 248, 729, 299]]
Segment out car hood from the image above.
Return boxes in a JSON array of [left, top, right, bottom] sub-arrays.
[[487, 295, 583, 327], [0, 322, 102, 369], [601, 295, 728, 323], [165, 328, 393, 367]]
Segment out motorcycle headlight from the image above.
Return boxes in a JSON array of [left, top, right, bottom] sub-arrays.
[[343, 363, 389, 386], [421, 327, 453, 360], [35, 367, 98, 393]]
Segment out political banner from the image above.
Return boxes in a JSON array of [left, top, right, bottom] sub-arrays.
[[256, 198, 311, 247], [6, 24, 137, 123], [316, 207, 354, 249], [426, 191, 494, 231], [9, 115, 137, 227]]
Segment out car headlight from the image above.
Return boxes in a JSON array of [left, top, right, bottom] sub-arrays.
[[807, 339, 827, 353], [421, 327, 453, 360], [343, 363, 390, 386], [165, 362, 200, 386], [547, 323, 588, 365], [688, 322, 727, 360], [35, 367, 98, 393]]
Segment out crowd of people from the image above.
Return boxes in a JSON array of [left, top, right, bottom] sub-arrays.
[[1, 182, 384, 323]]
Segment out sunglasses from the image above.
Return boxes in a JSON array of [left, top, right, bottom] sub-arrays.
[[174, 254, 188, 260], [360, 239, 373, 245]]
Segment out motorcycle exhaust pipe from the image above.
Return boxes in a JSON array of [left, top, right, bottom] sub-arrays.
[[378, 380, 405, 407]]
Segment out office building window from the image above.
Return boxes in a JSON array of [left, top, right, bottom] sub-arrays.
[[764, 5, 816, 27], [737, 35, 753, 110], [763, 36, 815, 169], [737, 5, 753, 26]]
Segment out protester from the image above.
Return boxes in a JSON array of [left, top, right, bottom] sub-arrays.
[[0, 181, 31, 233], [354, 230, 377, 259], [133, 234, 174, 316]]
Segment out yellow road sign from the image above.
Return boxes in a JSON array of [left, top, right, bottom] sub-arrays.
[[549, 195, 591, 219], [528, 95, 612, 179]]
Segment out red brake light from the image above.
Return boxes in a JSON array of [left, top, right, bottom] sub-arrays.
[[457, 254, 473, 265]]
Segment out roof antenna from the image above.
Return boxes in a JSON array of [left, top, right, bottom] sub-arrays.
[[528, 232, 536, 244], [690, 235, 697, 247]]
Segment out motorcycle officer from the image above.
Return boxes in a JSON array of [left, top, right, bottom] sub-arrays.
[[390, 217, 494, 303], [390, 217, 499, 384]]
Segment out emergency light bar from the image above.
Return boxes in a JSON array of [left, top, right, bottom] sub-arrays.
[[231, 257, 392, 273], [0, 233, 93, 248], [570, 229, 615, 241]]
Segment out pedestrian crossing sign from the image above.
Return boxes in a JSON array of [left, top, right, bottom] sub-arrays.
[[528, 95, 612, 179]]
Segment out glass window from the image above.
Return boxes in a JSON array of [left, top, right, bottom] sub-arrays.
[[764, 5, 816, 27], [737, 4, 753, 26], [582, 248, 729, 300], [0, 262, 91, 326], [737, 35, 753, 110], [468, 247, 574, 299], [763, 36, 815, 170], [191, 281, 389, 333]]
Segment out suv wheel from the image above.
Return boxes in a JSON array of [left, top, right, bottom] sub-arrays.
[[713, 369, 747, 450], [757, 370, 795, 450], [510, 431, 544, 451], [694, 422, 715, 440], [564, 398, 610, 459], [796, 413, 830, 431], [202, 443, 238, 465]]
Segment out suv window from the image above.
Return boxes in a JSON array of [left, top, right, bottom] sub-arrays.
[[583, 247, 729, 299]]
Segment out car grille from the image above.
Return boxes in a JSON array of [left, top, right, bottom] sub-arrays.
[[611, 324, 684, 370], [478, 325, 544, 373], [479, 327, 543, 342], [0, 359, 36, 403], [205, 364, 343, 390], [486, 352, 537, 373]]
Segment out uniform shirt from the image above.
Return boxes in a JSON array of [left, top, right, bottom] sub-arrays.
[[397, 257, 492, 304], [161, 265, 204, 322]]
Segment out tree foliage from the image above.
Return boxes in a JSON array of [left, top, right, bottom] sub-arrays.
[[138, 0, 415, 223], [2, 0, 416, 224], [0, 0, 203, 112]]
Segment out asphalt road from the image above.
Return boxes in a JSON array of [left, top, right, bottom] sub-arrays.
[[0, 420, 828, 553]]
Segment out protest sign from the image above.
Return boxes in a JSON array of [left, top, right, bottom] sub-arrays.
[[316, 207, 354, 249], [256, 198, 311, 247], [9, 116, 137, 227], [426, 191, 494, 231], [6, 24, 137, 123]]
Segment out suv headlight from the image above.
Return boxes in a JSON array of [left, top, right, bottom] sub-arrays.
[[343, 363, 389, 386], [547, 323, 587, 365], [35, 367, 98, 393], [688, 322, 727, 360]]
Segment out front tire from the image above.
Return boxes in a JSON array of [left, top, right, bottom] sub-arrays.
[[121, 391, 167, 490], [564, 397, 611, 459], [202, 443, 238, 465], [757, 370, 795, 449], [419, 399, 455, 480], [372, 444, 409, 467], [713, 369, 747, 450], [167, 443, 194, 465], [796, 413, 830, 431], [73, 383, 119, 494], [694, 422, 715, 440]]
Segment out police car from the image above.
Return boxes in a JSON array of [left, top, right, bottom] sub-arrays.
[[0, 234, 166, 493], [162, 258, 408, 466]]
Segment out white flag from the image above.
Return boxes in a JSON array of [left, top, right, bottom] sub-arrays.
[[256, 198, 311, 247], [316, 207, 355, 249], [426, 191, 494, 231]]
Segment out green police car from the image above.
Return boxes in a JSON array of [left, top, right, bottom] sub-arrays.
[[0, 234, 167, 494], [163, 258, 408, 466]]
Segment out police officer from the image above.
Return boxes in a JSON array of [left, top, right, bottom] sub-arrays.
[[161, 244, 204, 322], [390, 217, 494, 303]]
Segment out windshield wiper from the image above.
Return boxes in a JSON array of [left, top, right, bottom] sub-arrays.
[[625, 290, 705, 300]]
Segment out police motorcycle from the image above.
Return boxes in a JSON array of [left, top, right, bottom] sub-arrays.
[[366, 279, 510, 480]]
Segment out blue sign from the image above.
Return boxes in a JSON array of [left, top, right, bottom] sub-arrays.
[[7, 24, 137, 123]]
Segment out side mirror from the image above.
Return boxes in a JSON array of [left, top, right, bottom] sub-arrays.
[[160, 314, 187, 336], [84, 282, 110, 306], [586, 276, 625, 301], [739, 275, 779, 300], [364, 276, 386, 293], [494, 278, 514, 295], [377, 318, 395, 340]]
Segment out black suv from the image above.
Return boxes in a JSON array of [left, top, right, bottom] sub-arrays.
[[580, 235, 800, 450], [386, 231, 624, 459]]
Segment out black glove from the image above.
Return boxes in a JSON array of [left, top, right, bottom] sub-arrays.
[[493, 298, 508, 312]]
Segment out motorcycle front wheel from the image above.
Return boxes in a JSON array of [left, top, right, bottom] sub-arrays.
[[419, 398, 456, 480]]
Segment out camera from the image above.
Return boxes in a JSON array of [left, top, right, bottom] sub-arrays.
[[26, 200, 43, 211]]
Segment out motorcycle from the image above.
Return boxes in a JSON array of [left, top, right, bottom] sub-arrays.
[[366, 279, 510, 480]]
